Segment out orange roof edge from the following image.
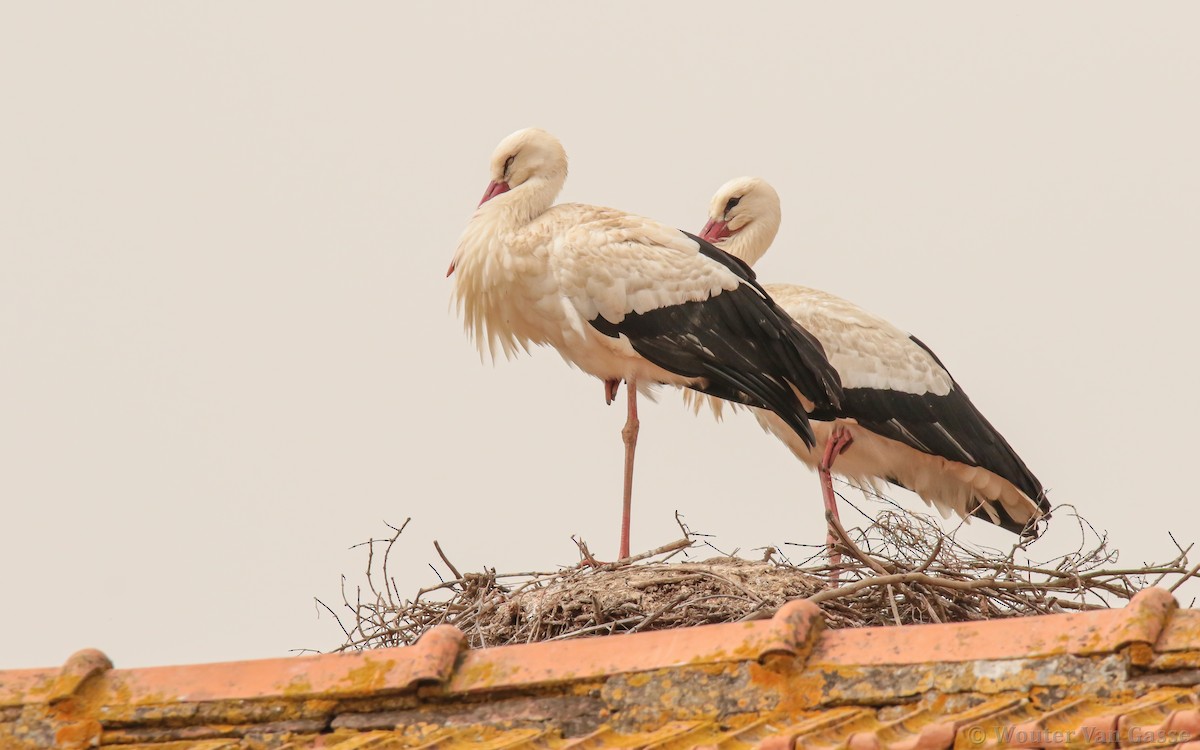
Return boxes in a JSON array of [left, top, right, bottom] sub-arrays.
[[0, 588, 1191, 709], [0, 625, 466, 709], [0, 600, 822, 709], [8, 588, 1200, 750], [813, 586, 1179, 667], [448, 598, 823, 694]]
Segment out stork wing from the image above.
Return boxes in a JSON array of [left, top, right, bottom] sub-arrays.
[[769, 283, 1048, 532], [546, 207, 842, 447]]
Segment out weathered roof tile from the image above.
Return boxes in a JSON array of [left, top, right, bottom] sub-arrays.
[[447, 600, 823, 696], [5, 589, 1200, 749]]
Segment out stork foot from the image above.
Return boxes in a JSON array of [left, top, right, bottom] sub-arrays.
[[820, 424, 854, 472], [604, 378, 621, 405]]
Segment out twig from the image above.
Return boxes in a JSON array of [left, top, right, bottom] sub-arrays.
[[314, 596, 352, 640], [324, 503, 1196, 653], [1169, 559, 1200, 593], [885, 584, 902, 626], [433, 540, 463, 581], [827, 509, 890, 576], [587, 537, 694, 570], [632, 593, 691, 632]]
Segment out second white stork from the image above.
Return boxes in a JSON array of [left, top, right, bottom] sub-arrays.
[[447, 130, 843, 560], [697, 176, 1050, 556]]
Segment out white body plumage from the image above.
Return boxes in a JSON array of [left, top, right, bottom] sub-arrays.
[[452, 201, 740, 389]]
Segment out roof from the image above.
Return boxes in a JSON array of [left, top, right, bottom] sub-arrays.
[[4, 587, 1200, 749]]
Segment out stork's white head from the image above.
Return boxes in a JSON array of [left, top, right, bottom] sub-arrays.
[[448, 128, 570, 278], [698, 176, 781, 268], [477, 127, 569, 211]]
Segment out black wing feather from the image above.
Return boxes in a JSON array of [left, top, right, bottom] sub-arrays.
[[589, 233, 843, 448], [822, 335, 1049, 536]]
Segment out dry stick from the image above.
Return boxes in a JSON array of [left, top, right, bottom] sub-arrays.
[[433, 540, 463, 581], [1048, 599, 1108, 612], [591, 593, 606, 625], [894, 580, 926, 621], [315, 597, 353, 640], [808, 569, 1121, 605], [572, 535, 598, 566], [919, 590, 943, 624], [334, 505, 1200, 652], [673, 510, 692, 540], [736, 602, 773, 622], [915, 537, 944, 574], [381, 519, 411, 608], [631, 573, 707, 589], [686, 594, 761, 608], [831, 508, 934, 617], [547, 616, 643, 640], [659, 544, 691, 564], [659, 565, 767, 602], [632, 593, 692, 633], [1151, 542, 1193, 587], [1169, 559, 1200, 593], [589, 537, 694, 570], [827, 510, 891, 576], [885, 584, 902, 626], [427, 563, 445, 583], [415, 578, 466, 599], [363, 538, 379, 602]]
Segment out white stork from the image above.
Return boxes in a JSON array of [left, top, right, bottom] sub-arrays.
[[447, 130, 843, 560], [697, 176, 1050, 559]]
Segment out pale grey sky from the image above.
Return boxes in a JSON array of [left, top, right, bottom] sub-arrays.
[[2, 3, 1198, 669]]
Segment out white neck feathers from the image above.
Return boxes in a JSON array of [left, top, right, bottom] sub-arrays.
[[719, 207, 780, 268]]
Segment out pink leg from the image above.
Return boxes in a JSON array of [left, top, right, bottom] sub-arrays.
[[819, 424, 854, 581], [577, 378, 632, 568], [618, 378, 639, 560]]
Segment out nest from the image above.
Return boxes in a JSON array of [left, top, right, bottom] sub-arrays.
[[321, 497, 1200, 652]]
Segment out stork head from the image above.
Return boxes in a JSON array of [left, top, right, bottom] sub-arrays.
[[449, 128, 569, 277], [478, 127, 569, 210], [699, 176, 781, 268]]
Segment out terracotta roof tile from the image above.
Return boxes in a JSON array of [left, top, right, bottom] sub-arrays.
[[446, 600, 822, 696], [5, 588, 1200, 749], [809, 588, 1177, 668]]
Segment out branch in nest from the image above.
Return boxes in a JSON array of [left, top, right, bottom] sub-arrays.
[[322, 502, 1200, 652]]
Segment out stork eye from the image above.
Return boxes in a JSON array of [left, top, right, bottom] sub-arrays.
[[503, 155, 516, 176], [723, 196, 741, 215]]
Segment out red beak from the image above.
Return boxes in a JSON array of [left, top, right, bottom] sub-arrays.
[[478, 180, 511, 207], [700, 219, 732, 243]]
